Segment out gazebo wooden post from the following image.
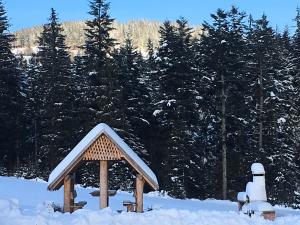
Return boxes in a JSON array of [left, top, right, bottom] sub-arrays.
[[63, 174, 73, 213], [135, 174, 145, 213], [70, 173, 75, 208], [100, 160, 108, 209]]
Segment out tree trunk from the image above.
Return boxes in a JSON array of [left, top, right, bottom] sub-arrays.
[[34, 119, 39, 172], [258, 60, 264, 153], [221, 71, 227, 200], [15, 139, 20, 170]]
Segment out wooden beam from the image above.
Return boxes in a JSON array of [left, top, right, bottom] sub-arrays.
[[100, 160, 108, 209], [63, 175, 72, 213], [89, 190, 117, 197], [135, 174, 145, 213]]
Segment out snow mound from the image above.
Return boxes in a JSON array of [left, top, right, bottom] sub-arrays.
[[0, 198, 21, 217]]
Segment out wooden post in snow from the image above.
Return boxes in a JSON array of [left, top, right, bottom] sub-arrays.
[[63, 174, 72, 212], [135, 174, 145, 213], [100, 160, 108, 209]]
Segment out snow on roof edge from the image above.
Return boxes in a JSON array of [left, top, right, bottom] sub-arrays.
[[47, 123, 158, 190]]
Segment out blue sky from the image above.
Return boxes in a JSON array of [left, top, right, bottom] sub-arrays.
[[4, 0, 300, 33]]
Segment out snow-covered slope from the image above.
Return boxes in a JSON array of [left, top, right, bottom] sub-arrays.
[[1, 176, 300, 225]]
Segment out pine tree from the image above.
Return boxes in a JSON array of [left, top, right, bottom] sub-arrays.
[[109, 37, 150, 189], [246, 15, 279, 168], [194, 9, 230, 199], [0, 0, 23, 173], [154, 19, 198, 198], [292, 7, 300, 109], [115, 37, 150, 159], [223, 7, 250, 198], [36, 8, 76, 176], [243, 15, 300, 206], [81, 0, 125, 188], [84, 0, 115, 71], [143, 38, 168, 192], [83, 0, 120, 129], [271, 9, 300, 207], [23, 56, 41, 175], [72, 54, 89, 140], [194, 7, 250, 199], [271, 29, 300, 207]]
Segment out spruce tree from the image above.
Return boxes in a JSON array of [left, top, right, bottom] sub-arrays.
[[155, 19, 198, 198], [81, 0, 125, 188], [194, 7, 249, 199], [114, 37, 150, 161], [23, 56, 41, 174], [246, 15, 278, 169], [83, 0, 120, 129], [224, 7, 250, 198], [271, 29, 300, 207], [36, 8, 76, 176], [72, 54, 89, 140], [108, 37, 149, 189], [274, 9, 300, 207], [143, 39, 168, 191], [0, 0, 23, 173], [194, 9, 230, 199]]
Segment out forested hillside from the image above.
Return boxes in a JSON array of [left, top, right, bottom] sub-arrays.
[[1, 0, 300, 209], [13, 20, 203, 56]]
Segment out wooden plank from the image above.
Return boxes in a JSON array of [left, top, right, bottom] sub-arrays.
[[135, 174, 145, 213], [70, 201, 87, 212], [90, 190, 117, 197], [100, 160, 108, 209]]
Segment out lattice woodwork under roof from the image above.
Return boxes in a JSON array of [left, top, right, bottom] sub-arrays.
[[82, 134, 123, 161]]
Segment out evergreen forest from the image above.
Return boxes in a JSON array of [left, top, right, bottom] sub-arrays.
[[1, 0, 300, 208]]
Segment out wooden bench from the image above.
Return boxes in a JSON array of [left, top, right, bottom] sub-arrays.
[[89, 190, 117, 197], [70, 201, 87, 212], [123, 200, 136, 212]]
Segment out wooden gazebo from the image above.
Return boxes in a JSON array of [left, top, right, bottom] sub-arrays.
[[47, 123, 159, 213]]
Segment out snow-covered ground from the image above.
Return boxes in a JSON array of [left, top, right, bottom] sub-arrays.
[[1, 176, 300, 225]]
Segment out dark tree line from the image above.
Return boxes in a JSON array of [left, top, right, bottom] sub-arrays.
[[1, 0, 300, 207]]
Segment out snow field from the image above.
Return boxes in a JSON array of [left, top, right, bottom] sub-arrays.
[[1, 176, 300, 225]]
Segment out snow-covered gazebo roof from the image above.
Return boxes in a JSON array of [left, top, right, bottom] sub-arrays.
[[47, 123, 159, 191]]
